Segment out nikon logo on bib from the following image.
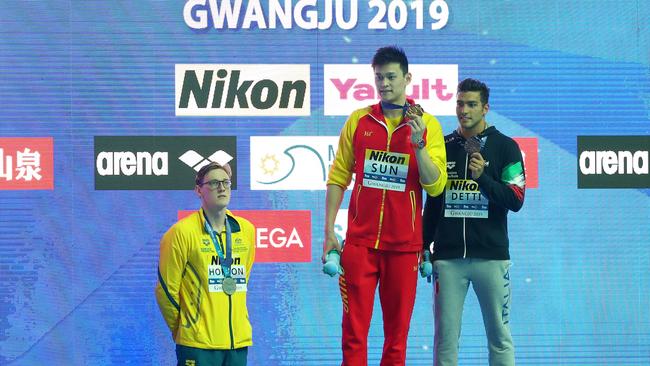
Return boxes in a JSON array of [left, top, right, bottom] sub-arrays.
[[444, 179, 488, 218], [362, 149, 409, 191], [577, 136, 650, 189]]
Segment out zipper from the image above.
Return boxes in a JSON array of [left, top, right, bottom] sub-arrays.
[[462, 151, 468, 258], [229, 295, 234, 349], [222, 230, 235, 349], [368, 113, 393, 250]]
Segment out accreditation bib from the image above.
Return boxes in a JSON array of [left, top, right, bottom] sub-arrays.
[[444, 179, 488, 218], [362, 149, 410, 192], [207, 264, 248, 293]]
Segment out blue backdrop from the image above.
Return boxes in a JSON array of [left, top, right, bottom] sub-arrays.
[[1, 1, 649, 365]]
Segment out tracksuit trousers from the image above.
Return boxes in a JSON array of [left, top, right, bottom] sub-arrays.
[[433, 258, 514, 366], [339, 243, 420, 366]]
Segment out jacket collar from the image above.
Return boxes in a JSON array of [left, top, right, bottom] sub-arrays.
[[369, 98, 416, 123], [199, 207, 242, 233]]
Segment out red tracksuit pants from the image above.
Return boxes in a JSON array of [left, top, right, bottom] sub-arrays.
[[338, 243, 419, 366]]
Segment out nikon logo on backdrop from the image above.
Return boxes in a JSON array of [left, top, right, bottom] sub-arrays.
[[175, 64, 310, 116], [577, 136, 649, 189], [94, 136, 236, 190]]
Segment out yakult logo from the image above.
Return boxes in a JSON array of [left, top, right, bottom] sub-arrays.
[[324, 64, 458, 116], [176, 64, 310, 116], [0, 137, 54, 190], [178, 210, 311, 263]]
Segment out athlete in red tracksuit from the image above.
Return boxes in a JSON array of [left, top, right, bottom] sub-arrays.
[[323, 46, 447, 366]]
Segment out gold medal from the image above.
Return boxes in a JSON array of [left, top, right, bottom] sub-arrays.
[[222, 277, 237, 295]]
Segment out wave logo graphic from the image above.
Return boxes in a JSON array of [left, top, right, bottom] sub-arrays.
[[250, 136, 340, 190]]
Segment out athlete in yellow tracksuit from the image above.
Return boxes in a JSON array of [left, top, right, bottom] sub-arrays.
[[156, 162, 255, 366]]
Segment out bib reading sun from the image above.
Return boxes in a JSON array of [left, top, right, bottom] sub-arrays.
[[362, 149, 410, 191]]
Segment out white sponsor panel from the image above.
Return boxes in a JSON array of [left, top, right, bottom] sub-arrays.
[[251, 136, 348, 190], [324, 64, 458, 116], [176, 64, 310, 116]]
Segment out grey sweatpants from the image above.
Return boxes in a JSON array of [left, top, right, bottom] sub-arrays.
[[433, 258, 514, 366]]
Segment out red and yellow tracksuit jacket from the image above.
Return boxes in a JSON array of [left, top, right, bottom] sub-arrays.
[[155, 208, 256, 350], [328, 100, 447, 252]]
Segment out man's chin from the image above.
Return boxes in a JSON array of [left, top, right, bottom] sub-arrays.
[[382, 97, 401, 105], [460, 120, 477, 129], [208, 201, 229, 210]]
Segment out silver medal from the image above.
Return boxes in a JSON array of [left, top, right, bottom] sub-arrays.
[[222, 277, 237, 295]]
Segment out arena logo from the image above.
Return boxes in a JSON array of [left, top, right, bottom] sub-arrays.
[[0, 137, 54, 190], [94, 136, 236, 190], [178, 209, 311, 263], [250, 136, 353, 190], [577, 136, 650, 188], [96, 151, 169, 176], [179, 150, 234, 172], [579, 151, 648, 175], [323, 64, 458, 116], [176, 64, 310, 116]]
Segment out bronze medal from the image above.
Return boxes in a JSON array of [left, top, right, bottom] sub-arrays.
[[464, 136, 482, 155]]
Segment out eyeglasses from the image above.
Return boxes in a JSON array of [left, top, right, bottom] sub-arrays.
[[198, 179, 232, 189]]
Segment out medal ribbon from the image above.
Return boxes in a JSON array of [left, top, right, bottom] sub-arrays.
[[203, 210, 233, 278], [380, 100, 410, 119]]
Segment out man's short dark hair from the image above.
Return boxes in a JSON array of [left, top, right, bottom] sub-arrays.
[[457, 78, 490, 105], [195, 161, 232, 186], [372, 46, 408, 75]]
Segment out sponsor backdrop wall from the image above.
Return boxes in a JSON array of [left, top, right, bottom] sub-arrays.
[[1, 1, 649, 365]]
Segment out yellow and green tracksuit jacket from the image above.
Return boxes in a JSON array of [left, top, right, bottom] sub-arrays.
[[155, 208, 255, 350], [328, 100, 447, 252]]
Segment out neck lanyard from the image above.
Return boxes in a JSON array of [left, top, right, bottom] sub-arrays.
[[203, 211, 233, 278], [380, 101, 410, 119]]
